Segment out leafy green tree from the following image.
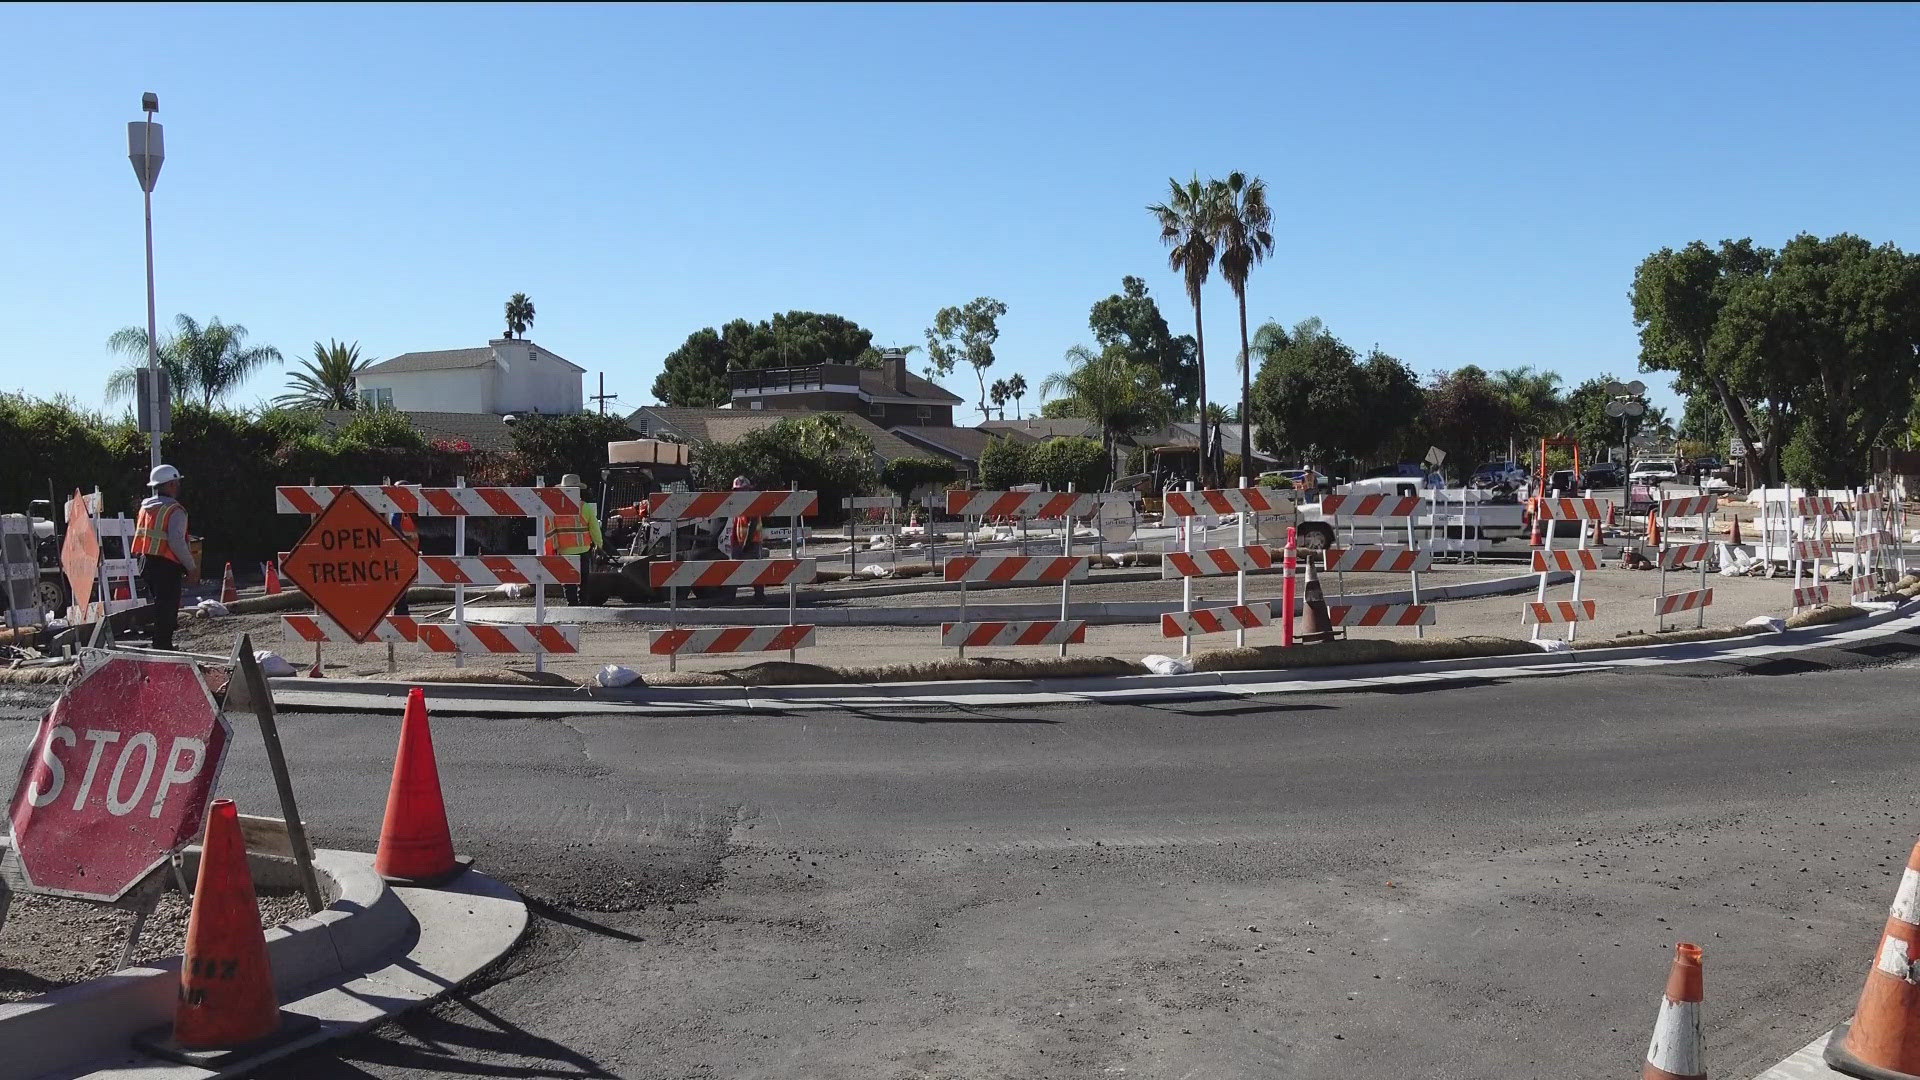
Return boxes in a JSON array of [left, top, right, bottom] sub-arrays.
[[691, 414, 877, 524], [1636, 234, 1920, 485], [978, 436, 1032, 489], [1680, 390, 1728, 451], [107, 315, 283, 408], [1249, 318, 1361, 464], [1356, 348, 1424, 464], [650, 312, 880, 407], [1492, 366, 1566, 445], [276, 340, 376, 410], [1089, 276, 1197, 412], [507, 412, 641, 486], [880, 456, 959, 501], [1631, 239, 1779, 479], [924, 297, 1008, 421], [504, 293, 536, 339], [1215, 172, 1274, 484], [1420, 365, 1513, 471], [1040, 343, 1175, 484], [1149, 177, 1225, 484], [651, 327, 731, 407], [1028, 437, 1107, 492]]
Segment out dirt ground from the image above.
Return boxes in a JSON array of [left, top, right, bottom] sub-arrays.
[[0, 886, 311, 1002]]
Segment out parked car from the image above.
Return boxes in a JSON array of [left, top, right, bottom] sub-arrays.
[[1545, 469, 1581, 494], [1470, 461, 1527, 487], [1364, 462, 1428, 479], [1582, 461, 1625, 488], [1629, 458, 1678, 483]]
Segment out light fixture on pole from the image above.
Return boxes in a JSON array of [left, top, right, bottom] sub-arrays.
[[1603, 380, 1647, 461], [127, 92, 167, 467]]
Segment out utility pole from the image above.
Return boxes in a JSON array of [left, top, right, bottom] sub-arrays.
[[590, 372, 617, 416]]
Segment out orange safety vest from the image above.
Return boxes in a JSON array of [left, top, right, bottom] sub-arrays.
[[393, 513, 420, 549], [730, 515, 760, 552], [547, 513, 593, 556], [132, 502, 181, 561]]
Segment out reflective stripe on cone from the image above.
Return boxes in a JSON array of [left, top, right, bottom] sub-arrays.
[[1643, 943, 1705, 1080]]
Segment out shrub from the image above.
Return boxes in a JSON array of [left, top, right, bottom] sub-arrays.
[[1028, 436, 1106, 492], [880, 456, 959, 502], [978, 437, 1032, 489]]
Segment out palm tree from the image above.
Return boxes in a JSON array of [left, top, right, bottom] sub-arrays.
[[1041, 344, 1175, 484], [1215, 172, 1274, 486], [989, 378, 1011, 420], [504, 293, 536, 339], [1149, 176, 1224, 486], [276, 340, 378, 409], [1204, 402, 1233, 425], [1006, 373, 1028, 419], [107, 315, 283, 407], [1493, 366, 1566, 446]]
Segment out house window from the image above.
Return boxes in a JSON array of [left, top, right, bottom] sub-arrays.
[[916, 405, 932, 421], [749, 400, 764, 410], [359, 387, 393, 410], [869, 401, 886, 418]]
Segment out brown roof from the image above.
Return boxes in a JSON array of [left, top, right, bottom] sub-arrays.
[[628, 407, 925, 463], [858, 367, 963, 404], [978, 418, 1102, 443], [891, 425, 993, 462]]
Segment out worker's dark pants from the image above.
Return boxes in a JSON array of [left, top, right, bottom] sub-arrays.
[[141, 557, 184, 651], [563, 552, 590, 605]]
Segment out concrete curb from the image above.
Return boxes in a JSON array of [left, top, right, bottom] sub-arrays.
[[465, 571, 1567, 627], [0, 850, 527, 1080], [266, 601, 1919, 716]]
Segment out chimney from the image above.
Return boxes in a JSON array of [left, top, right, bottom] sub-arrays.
[[883, 347, 907, 393]]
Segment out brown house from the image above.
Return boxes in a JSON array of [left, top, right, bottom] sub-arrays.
[[728, 350, 962, 428]]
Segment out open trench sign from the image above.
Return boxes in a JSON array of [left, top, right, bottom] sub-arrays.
[[279, 487, 419, 642]]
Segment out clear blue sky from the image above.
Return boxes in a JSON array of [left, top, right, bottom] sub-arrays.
[[7, 3, 1918, 425]]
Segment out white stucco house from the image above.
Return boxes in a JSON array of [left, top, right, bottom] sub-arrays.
[[354, 339, 584, 415]]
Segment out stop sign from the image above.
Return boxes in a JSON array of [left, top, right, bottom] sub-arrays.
[[7, 654, 232, 900]]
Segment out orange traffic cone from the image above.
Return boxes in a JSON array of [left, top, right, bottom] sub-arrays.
[[262, 560, 282, 595], [1729, 516, 1743, 546], [1643, 943, 1705, 1080], [220, 563, 239, 604], [173, 799, 281, 1048], [1827, 836, 1920, 1077], [375, 687, 462, 884], [1648, 516, 1663, 548], [111, 581, 130, 601]]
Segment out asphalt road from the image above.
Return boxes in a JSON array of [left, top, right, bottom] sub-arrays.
[[7, 636, 1920, 1079]]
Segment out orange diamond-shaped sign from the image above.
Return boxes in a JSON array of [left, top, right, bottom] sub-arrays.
[[280, 488, 419, 642]]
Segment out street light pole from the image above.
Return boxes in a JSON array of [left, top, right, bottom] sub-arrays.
[[127, 93, 165, 468]]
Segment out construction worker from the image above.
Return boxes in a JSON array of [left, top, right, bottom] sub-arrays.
[[133, 464, 198, 651], [389, 481, 421, 616], [721, 476, 766, 603], [546, 473, 601, 605]]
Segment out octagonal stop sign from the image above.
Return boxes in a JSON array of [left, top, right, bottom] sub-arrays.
[[7, 654, 231, 900]]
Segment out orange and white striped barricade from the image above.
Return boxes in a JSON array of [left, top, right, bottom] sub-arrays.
[[842, 495, 902, 571], [1851, 488, 1894, 599], [414, 555, 581, 587], [1792, 494, 1835, 614], [283, 613, 420, 644], [1791, 584, 1831, 609], [417, 622, 581, 655], [642, 488, 820, 670], [946, 489, 1100, 557], [1326, 603, 1433, 628], [1320, 492, 1434, 639], [1160, 603, 1271, 639], [1163, 486, 1292, 652], [276, 478, 585, 674], [649, 624, 817, 657], [1656, 494, 1719, 630], [1526, 498, 1606, 642], [941, 620, 1087, 649], [941, 554, 1090, 659]]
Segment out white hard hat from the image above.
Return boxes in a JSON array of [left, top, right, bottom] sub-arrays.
[[560, 473, 584, 488], [732, 476, 752, 490], [148, 464, 182, 487]]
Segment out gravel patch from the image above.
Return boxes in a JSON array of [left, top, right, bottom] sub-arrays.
[[0, 887, 311, 1002]]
